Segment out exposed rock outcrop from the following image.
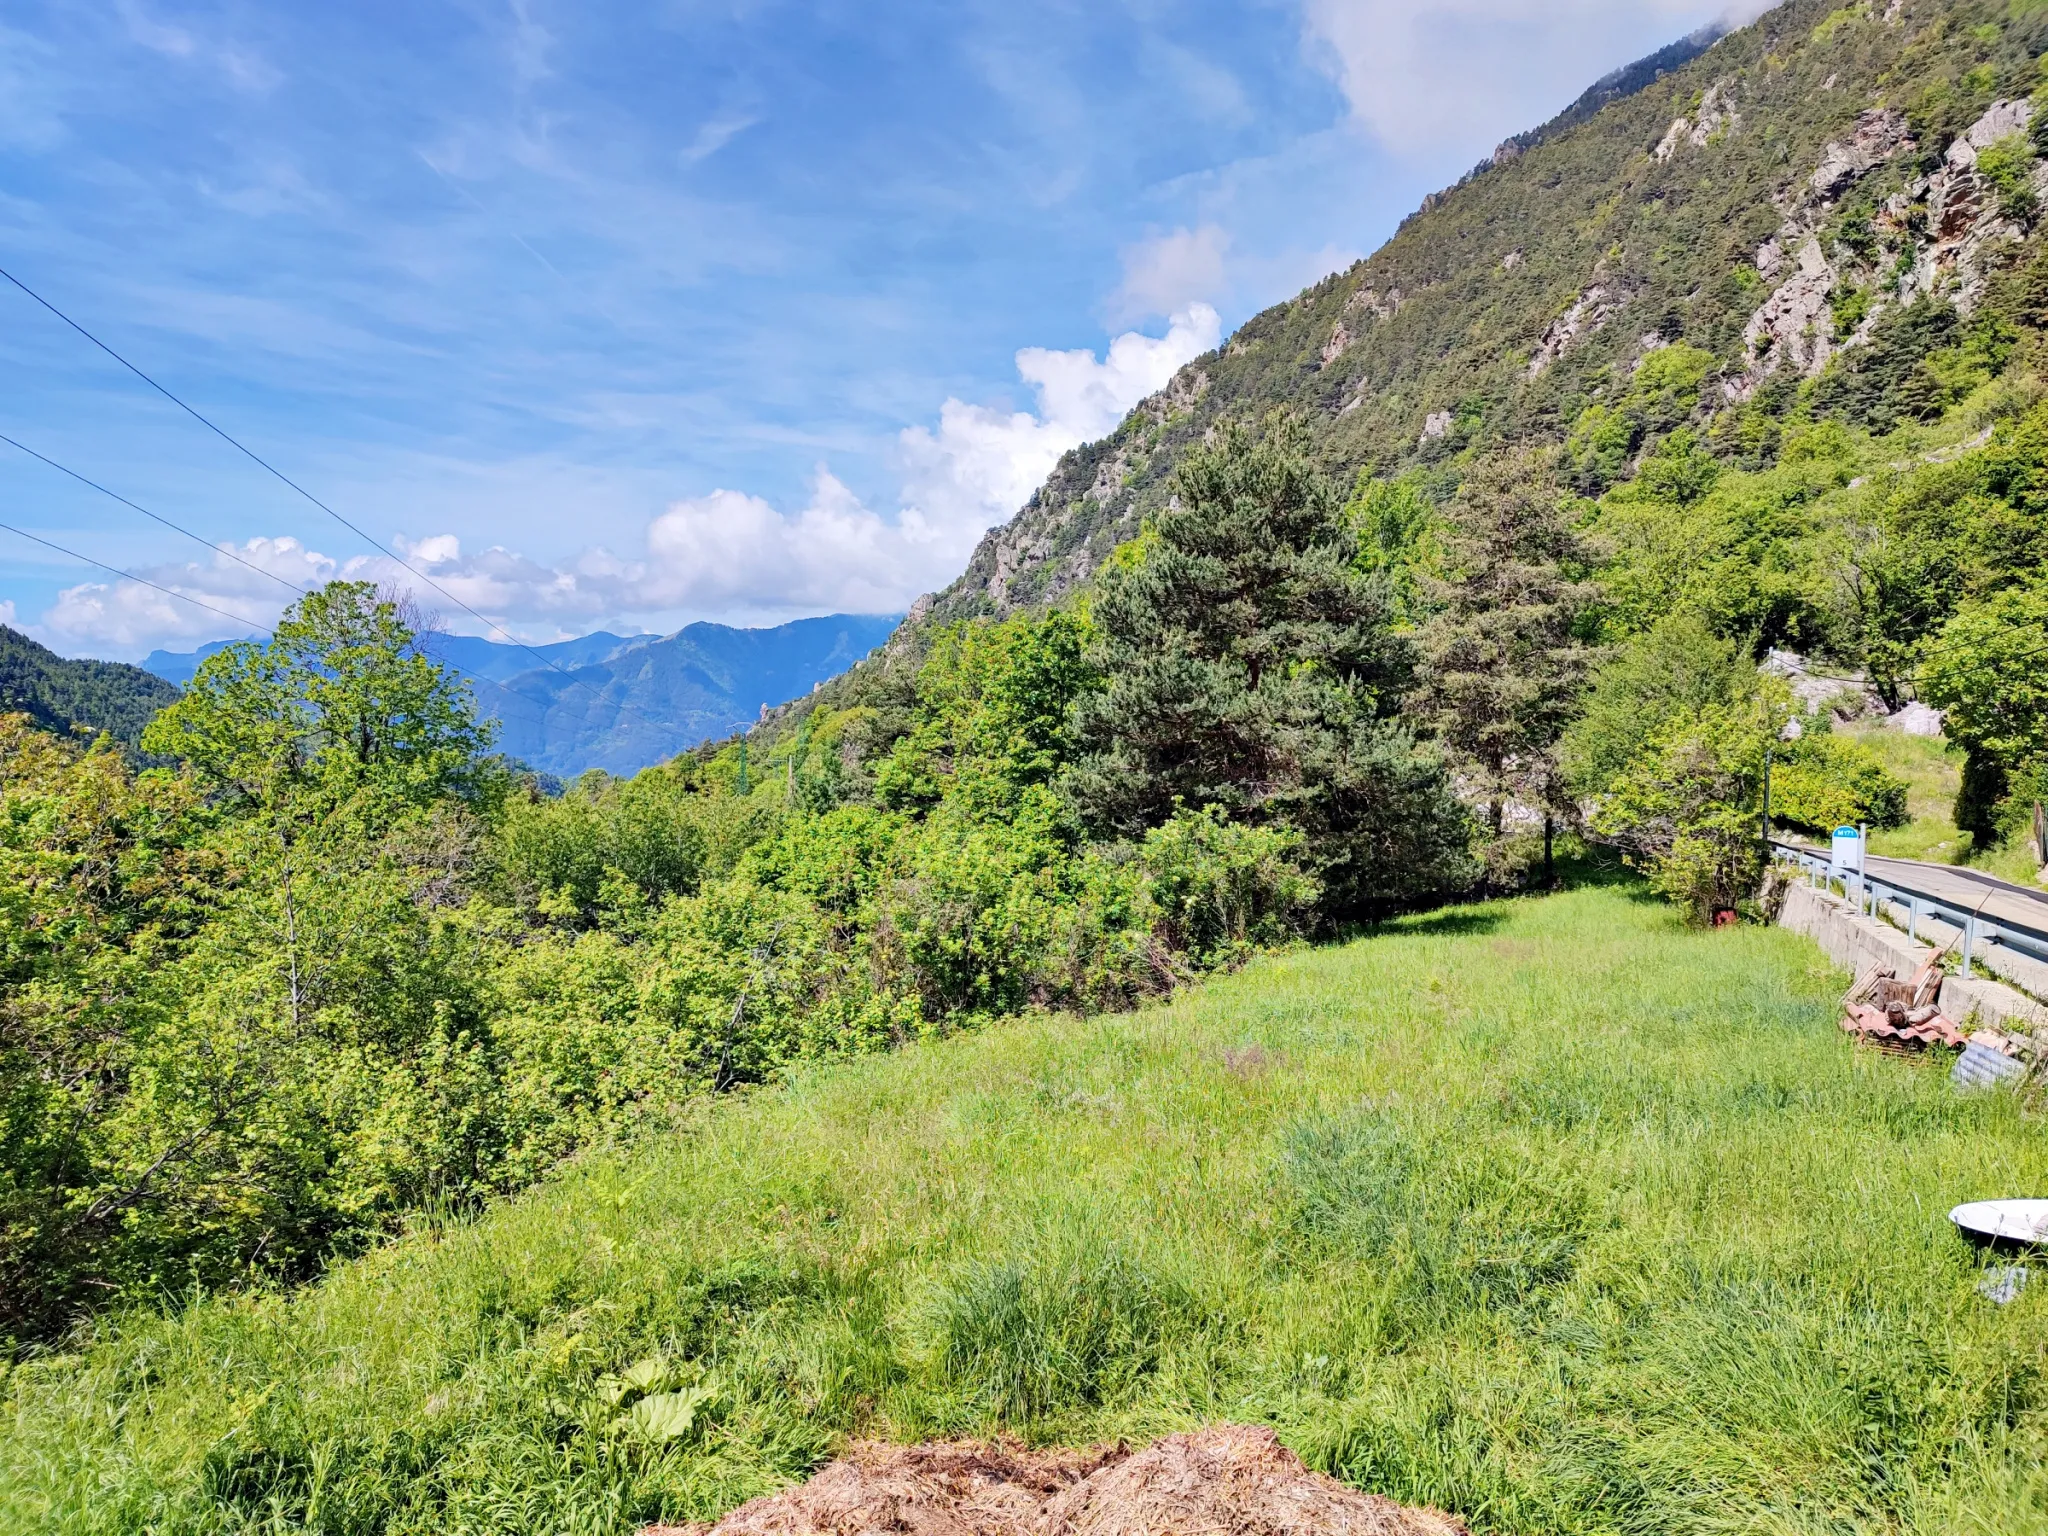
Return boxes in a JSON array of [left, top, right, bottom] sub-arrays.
[[1808, 107, 1913, 201], [1654, 81, 1739, 161], [1740, 237, 1837, 385], [1897, 99, 2038, 315], [1728, 99, 2048, 398], [1529, 285, 1614, 376]]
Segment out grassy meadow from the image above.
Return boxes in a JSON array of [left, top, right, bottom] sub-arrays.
[[1849, 726, 2047, 888], [6, 883, 2048, 1535]]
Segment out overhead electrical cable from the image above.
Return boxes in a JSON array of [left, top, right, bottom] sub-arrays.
[[0, 262, 667, 726], [0, 509, 565, 728], [0, 264, 684, 741], [0, 438, 567, 722], [0, 431, 306, 599], [0, 518, 269, 633]]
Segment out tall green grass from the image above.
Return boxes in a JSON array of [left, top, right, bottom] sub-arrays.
[[5, 886, 2047, 1534], [1848, 725, 2046, 887]]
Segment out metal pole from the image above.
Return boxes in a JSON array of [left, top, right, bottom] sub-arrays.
[[1762, 744, 1772, 856], [1964, 916, 1977, 979]]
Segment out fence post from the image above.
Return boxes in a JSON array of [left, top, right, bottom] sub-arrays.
[[1964, 916, 1977, 979]]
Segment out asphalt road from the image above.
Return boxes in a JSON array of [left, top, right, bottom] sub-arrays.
[[1775, 837, 2048, 951]]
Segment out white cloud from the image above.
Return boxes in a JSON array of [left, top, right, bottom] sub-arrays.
[[36, 537, 329, 653], [1298, 0, 1760, 157], [683, 112, 762, 164], [37, 308, 1226, 654], [119, 0, 280, 93], [1111, 227, 1231, 325], [898, 303, 1222, 549]]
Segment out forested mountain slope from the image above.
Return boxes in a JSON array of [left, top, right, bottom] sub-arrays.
[[0, 626, 177, 748], [867, 0, 2048, 639], [152, 614, 900, 777]]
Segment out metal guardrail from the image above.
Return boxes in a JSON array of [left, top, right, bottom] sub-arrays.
[[1769, 838, 2048, 980]]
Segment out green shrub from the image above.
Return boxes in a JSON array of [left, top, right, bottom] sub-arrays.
[[1769, 732, 1910, 834], [1131, 808, 1316, 967]]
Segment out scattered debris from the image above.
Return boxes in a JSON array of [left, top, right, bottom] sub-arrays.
[[1840, 956, 1968, 1052], [1978, 1265, 2030, 1304], [1954, 1037, 2028, 1091], [650, 1426, 1470, 1536]]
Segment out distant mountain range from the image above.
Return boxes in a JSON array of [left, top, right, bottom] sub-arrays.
[[146, 614, 901, 778], [1, 626, 180, 749]]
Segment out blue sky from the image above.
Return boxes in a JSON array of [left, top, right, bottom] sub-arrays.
[[0, 0, 1754, 659]]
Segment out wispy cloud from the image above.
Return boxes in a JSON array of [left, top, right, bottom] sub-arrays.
[[683, 112, 761, 164], [1111, 226, 1231, 325], [505, 0, 554, 85], [118, 0, 281, 93]]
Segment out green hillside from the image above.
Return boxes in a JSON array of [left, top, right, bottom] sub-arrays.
[[0, 626, 177, 747], [788, 0, 2048, 672], [9, 886, 2046, 1535], [9, 8, 2048, 1526]]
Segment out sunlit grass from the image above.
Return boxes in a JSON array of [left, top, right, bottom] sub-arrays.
[[1846, 725, 2045, 887], [5, 886, 2048, 1535]]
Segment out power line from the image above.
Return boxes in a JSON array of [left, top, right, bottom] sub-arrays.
[[0, 431, 305, 599], [1791, 636, 2048, 692], [0, 441, 542, 719], [0, 265, 685, 742], [0, 511, 569, 732], [0, 518, 266, 633], [0, 262, 665, 727]]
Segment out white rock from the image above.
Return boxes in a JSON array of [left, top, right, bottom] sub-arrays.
[[1886, 701, 1945, 737]]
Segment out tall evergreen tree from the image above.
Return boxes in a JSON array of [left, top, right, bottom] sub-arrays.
[[1070, 417, 1472, 916], [1416, 448, 1598, 884]]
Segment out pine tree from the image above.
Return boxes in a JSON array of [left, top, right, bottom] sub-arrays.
[[1416, 448, 1598, 884], [1070, 416, 1472, 916]]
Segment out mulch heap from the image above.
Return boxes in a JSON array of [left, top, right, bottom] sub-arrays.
[[648, 1424, 1468, 1536]]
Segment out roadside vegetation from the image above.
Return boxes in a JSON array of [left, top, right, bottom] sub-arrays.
[[1850, 725, 2048, 886], [9, 3, 2048, 1528], [7, 886, 2047, 1535]]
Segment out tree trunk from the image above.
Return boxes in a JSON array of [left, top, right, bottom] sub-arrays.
[[1543, 813, 1555, 888]]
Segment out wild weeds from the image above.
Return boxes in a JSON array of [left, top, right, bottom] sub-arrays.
[[6, 887, 2048, 1535]]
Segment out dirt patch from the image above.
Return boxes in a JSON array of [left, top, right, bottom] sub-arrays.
[[649, 1424, 1467, 1536], [1222, 1044, 1274, 1077]]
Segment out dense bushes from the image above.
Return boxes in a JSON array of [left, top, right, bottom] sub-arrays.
[[21, 344, 2048, 1348], [1, 433, 1446, 1348]]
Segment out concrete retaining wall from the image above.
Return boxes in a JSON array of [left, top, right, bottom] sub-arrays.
[[1778, 882, 2048, 1041]]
